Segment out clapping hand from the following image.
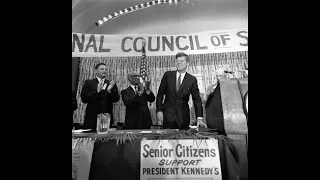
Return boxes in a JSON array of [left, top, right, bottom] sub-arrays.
[[107, 81, 115, 92], [145, 80, 151, 91], [102, 82, 107, 90], [137, 83, 144, 94], [197, 118, 207, 128]]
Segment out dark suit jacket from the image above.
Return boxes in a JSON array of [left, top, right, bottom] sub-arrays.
[[156, 71, 203, 128], [121, 86, 155, 129], [205, 82, 226, 135], [80, 78, 120, 131]]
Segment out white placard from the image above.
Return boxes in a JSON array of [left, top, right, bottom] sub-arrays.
[[140, 139, 222, 180]]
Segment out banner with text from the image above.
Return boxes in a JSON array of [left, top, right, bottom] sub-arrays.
[[140, 139, 222, 180], [72, 29, 247, 57]]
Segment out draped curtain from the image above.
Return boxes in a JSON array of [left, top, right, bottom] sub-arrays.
[[73, 51, 248, 126]]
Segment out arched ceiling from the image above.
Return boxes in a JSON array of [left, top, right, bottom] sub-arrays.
[[72, 0, 248, 35]]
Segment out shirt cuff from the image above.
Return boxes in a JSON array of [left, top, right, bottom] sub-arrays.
[[197, 117, 203, 120]]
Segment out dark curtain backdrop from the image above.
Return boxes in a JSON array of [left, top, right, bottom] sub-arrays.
[[73, 51, 248, 126]]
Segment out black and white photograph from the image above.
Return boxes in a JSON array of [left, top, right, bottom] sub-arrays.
[[72, 0, 248, 179]]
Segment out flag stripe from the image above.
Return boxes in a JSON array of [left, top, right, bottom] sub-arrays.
[[140, 41, 147, 81]]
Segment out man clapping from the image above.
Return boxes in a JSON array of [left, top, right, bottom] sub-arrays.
[[121, 71, 155, 129], [80, 63, 120, 132]]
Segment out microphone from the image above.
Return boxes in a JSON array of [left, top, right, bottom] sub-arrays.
[[224, 70, 234, 74]]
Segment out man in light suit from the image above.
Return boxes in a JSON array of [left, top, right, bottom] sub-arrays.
[[80, 63, 120, 132], [156, 52, 207, 129], [121, 71, 155, 129]]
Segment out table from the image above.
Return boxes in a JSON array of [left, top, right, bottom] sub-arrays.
[[72, 129, 243, 180]]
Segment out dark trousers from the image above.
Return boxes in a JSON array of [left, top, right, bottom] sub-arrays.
[[163, 121, 179, 129], [163, 121, 189, 130]]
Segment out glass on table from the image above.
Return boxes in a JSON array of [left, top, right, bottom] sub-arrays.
[[97, 113, 110, 134]]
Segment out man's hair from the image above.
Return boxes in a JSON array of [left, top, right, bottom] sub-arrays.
[[95, 63, 106, 70], [215, 67, 226, 76], [175, 52, 190, 62]]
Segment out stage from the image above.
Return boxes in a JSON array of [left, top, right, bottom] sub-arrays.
[[72, 129, 246, 180]]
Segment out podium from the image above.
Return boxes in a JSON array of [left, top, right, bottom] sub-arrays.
[[219, 78, 248, 134], [219, 78, 248, 180]]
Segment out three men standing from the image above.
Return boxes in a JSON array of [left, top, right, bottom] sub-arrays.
[[81, 52, 207, 131]]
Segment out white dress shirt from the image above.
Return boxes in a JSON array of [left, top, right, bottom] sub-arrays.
[[96, 77, 107, 90], [96, 77, 105, 84]]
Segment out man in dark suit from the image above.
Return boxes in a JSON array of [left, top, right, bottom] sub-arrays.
[[72, 91, 77, 129], [80, 63, 120, 132], [156, 52, 207, 129], [121, 71, 155, 129]]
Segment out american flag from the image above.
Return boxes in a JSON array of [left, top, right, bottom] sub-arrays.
[[140, 40, 147, 81]]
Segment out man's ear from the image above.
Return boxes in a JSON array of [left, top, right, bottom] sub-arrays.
[[128, 76, 133, 83]]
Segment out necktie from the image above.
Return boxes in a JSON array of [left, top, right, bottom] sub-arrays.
[[176, 74, 181, 91], [135, 86, 138, 94]]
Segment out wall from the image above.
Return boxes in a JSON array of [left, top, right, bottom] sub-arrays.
[[72, 0, 248, 35]]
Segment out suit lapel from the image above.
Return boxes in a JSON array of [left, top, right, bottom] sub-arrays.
[[127, 86, 136, 97], [178, 72, 189, 93], [173, 71, 178, 95], [94, 78, 99, 90]]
